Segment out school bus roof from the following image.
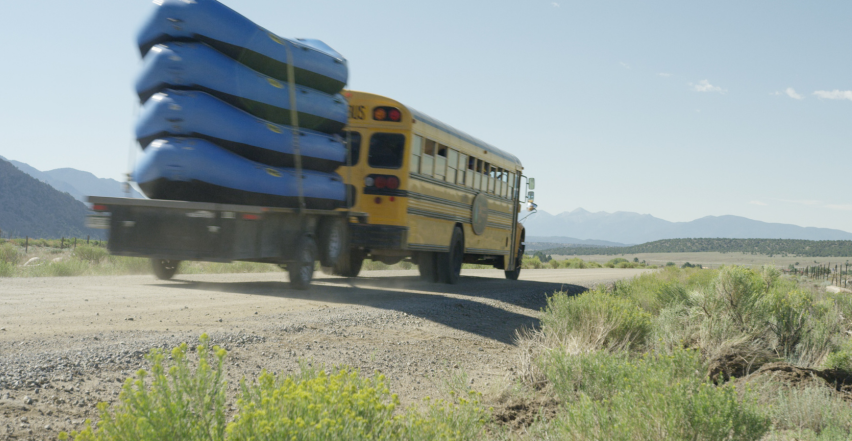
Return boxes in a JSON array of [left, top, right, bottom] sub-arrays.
[[345, 91, 523, 170]]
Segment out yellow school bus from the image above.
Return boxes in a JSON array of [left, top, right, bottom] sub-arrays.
[[326, 91, 528, 283]]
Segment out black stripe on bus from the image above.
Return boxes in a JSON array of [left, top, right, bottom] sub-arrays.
[[407, 243, 449, 253], [407, 208, 471, 225]]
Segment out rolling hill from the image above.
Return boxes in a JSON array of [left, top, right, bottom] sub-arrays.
[[524, 208, 852, 243], [0, 158, 104, 240], [544, 238, 852, 258]]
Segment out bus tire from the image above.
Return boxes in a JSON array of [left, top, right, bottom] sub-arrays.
[[437, 227, 464, 284], [317, 217, 347, 268], [151, 259, 180, 280], [288, 235, 317, 290], [418, 252, 439, 282], [505, 265, 521, 280], [321, 249, 363, 278]]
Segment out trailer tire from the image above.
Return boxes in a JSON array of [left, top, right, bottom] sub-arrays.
[[151, 259, 180, 280], [317, 218, 347, 268], [288, 236, 317, 290]]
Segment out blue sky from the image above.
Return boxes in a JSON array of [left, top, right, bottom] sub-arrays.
[[0, 1, 849, 232]]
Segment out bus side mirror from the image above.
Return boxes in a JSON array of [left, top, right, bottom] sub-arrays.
[[528, 178, 535, 190], [527, 191, 534, 200]]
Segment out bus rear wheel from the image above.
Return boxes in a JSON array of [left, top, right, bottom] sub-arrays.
[[151, 259, 180, 280], [437, 227, 464, 284], [418, 252, 439, 282], [321, 249, 364, 278]]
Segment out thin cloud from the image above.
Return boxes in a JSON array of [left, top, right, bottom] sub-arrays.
[[551, 2, 560, 7], [690, 80, 726, 93], [785, 88, 803, 100], [826, 204, 852, 211], [750, 201, 768, 206], [658, 73, 672, 77], [775, 198, 822, 206], [813, 90, 852, 101], [620, 62, 631, 70]]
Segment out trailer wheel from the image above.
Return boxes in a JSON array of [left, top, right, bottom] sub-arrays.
[[288, 236, 317, 290], [317, 218, 347, 268], [437, 227, 464, 284], [418, 252, 439, 282], [151, 259, 180, 280]]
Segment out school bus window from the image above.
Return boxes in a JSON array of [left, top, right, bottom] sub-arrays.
[[474, 159, 483, 190], [435, 145, 447, 180], [368, 133, 406, 169], [421, 139, 435, 176], [410, 135, 422, 174], [458, 153, 468, 186], [488, 165, 496, 194], [447, 149, 458, 184], [345, 131, 361, 166], [508, 172, 516, 199]]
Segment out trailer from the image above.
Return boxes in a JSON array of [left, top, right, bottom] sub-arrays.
[[87, 196, 367, 289]]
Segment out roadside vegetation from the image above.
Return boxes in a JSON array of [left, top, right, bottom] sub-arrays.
[[0, 240, 652, 278], [505, 265, 852, 439], [546, 238, 852, 258], [59, 266, 852, 439]]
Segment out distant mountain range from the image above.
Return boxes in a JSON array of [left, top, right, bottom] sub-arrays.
[[0, 158, 104, 239], [524, 208, 852, 244], [0, 155, 141, 203]]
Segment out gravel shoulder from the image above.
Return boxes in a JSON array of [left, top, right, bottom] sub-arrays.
[[0, 268, 650, 440]]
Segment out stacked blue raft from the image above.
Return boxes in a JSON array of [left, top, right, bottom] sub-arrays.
[[132, 0, 350, 209]]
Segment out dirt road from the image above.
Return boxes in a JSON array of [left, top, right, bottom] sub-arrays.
[[0, 268, 650, 440]]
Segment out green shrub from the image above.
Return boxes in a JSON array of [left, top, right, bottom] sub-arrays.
[[548, 259, 560, 269], [540, 289, 652, 351], [63, 336, 487, 441], [548, 348, 769, 440], [73, 245, 109, 263], [62, 334, 228, 441], [0, 243, 20, 265], [522, 256, 543, 269], [0, 261, 13, 278]]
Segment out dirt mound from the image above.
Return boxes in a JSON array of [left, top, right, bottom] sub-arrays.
[[736, 362, 852, 400], [492, 395, 561, 432]]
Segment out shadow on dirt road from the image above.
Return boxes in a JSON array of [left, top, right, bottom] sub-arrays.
[[161, 275, 587, 345]]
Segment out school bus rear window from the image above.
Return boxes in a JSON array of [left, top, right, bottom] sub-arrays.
[[368, 133, 406, 169]]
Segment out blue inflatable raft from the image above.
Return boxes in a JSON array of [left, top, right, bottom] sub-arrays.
[[137, 0, 347, 95], [134, 138, 349, 210], [136, 43, 347, 134], [137, 90, 348, 172]]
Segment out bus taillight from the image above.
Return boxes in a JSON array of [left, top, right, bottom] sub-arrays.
[[374, 176, 388, 189], [386, 176, 400, 190]]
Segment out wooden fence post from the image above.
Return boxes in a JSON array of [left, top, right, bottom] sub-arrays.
[[87, 235, 90, 245], [25, 236, 28, 254], [61, 237, 64, 249], [74, 238, 77, 249]]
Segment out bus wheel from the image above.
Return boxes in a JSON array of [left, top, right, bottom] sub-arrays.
[[288, 236, 317, 290], [317, 217, 347, 268], [321, 249, 363, 278], [437, 227, 464, 284], [151, 259, 180, 280], [505, 265, 521, 280], [505, 251, 522, 280], [418, 252, 439, 282]]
